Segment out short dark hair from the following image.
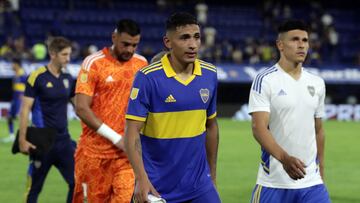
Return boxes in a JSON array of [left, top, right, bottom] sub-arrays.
[[278, 20, 310, 34], [47, 36, 72, 53], [116, 19, 141, 36], [166, 12, 199, 32]]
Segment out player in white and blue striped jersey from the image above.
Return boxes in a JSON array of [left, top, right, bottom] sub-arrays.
[[248, 20, 331, 203]]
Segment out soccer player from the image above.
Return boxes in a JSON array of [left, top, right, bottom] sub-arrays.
[[125, 12, 221, 203], [248, 20, 331, 203], [1, 58, 27, 143], [73, 19, 147, 203], [18, 36, 76, 203]]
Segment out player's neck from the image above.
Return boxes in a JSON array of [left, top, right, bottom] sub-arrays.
[[278, 58, 302, 79], [168, 55, 194, 79], [47, 62, 62, 78]]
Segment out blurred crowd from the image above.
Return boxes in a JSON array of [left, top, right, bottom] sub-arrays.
[[1, 0, 360, 66]]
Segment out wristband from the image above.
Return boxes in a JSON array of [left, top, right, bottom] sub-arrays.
[[96, 123, 122, 144]]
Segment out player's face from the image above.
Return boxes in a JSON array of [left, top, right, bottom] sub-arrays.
[[277, 29, 309, 63], [52, 47, 72, 68], [112, 32, 140, 62], [165, 24, 201, 64]]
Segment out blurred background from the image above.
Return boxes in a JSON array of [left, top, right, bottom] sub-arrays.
[[0, 0, 359, 120], [0, 0, 359, 202]]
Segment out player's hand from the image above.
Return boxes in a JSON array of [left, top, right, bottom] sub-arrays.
[[19, 138, 36, 155], [114, 138, 126, 152], [280, 154, 306, 180], [134, 177, 160, 203]]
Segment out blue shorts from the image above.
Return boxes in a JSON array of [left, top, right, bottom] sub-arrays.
[[189, 185, 221, 203], [251, 184, 331, 203], [9, 98, 21, 118], [131, 184, 221, 203]]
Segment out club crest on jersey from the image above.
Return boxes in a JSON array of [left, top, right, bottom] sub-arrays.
[[80, 73, 88, 83], [63, 79, 69, 89], [307, 86, 315, 97], [199, 88, 210, 103], [130, 88, 139, 100]]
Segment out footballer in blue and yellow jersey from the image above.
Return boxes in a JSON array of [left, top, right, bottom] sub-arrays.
[[3, 60, 27, 143], [126, 54, 217, 202], [9, 63, 27, 118]]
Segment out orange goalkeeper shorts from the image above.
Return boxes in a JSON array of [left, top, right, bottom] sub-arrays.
[[73, 154, 135, 203]]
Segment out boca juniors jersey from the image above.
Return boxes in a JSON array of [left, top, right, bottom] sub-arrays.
[[126, 55, 218, 202], [25, 66, 75, 137], [248, 63, 325, 189]]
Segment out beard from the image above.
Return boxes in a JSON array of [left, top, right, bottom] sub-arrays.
[[114, 48, 133, 62]]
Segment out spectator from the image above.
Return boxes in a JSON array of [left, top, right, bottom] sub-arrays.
[[195, 2, 208, 25], [0, 36, 14, 59], [13, 36, 32, 60], [232, 47, 243, 64], [203, 26, 216, 47]]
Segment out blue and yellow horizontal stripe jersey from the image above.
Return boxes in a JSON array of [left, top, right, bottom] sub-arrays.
[[12, 69, 27, 93], [126, 55, 218, 201]]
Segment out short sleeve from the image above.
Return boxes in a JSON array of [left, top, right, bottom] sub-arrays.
[[248, 77, 271, 114], [24, 74, 39, 98], [75, 62, 98, 96], [315, 80, 326, 118], [125, 71, 151, 122], [207, 73, 217, 119]]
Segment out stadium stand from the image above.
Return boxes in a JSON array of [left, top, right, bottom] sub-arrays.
[[1, 0, 359, 65]]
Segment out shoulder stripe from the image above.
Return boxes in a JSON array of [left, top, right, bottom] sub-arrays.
[[200, 63, 216, 71], [83, 51, 102, 68], [83, 51, 105, 71], [253, 67, 277, 94], [199, 62, 216, 70], [134, 53, 148, 63], [140, 61, 162, 72], [198, 59, 215, 68], [143, 67, 163, 75], [201, 65, 217, 73], [27, 66, 47, 87]]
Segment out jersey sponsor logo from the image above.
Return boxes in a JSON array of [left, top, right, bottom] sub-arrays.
[[63, 79, 69, 89], [278, 89, 287, 96], [46, 82, 53, 88], [130, 88, 139, 100], [199, 88, 209, 103], [80, 73, 88, 83], [165, 94, 176, 103], [307, 86, 315, 97], [105, 75, 115, 82]]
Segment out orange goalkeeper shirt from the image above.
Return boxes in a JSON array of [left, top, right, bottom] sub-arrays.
[[75, 47, 148, 159]]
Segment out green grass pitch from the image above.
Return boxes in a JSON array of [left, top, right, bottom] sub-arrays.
[[0, 119, 359, 202]]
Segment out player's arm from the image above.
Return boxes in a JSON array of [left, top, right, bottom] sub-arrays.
[[69, 78, 76, 107], [205, 117, 219, 186], [75, 93, 124, 149], [315, 117, 325, 180], [69, 97, 75, 107], [251, 111, 306, 180], [124, 119, 160, 203], [18, 96, 36, 154]]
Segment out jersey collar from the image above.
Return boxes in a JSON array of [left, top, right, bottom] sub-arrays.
[[161, 54, 202, 78]]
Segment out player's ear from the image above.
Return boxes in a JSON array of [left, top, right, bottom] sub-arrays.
[[276, 39, 283, 52], [49, 50, 56, 59], [111, 32, 117, 45], [163, 35, 171, 50]]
